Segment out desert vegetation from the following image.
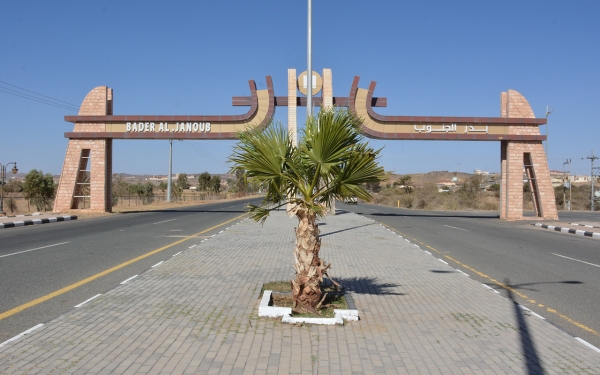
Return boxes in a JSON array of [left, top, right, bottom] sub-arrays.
[[367, 172, 599, 211]]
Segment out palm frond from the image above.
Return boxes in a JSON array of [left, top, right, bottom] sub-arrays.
[[229, 109, 387, 221]]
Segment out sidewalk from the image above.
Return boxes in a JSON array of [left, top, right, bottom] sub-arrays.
[[0, 211, 598, 374]]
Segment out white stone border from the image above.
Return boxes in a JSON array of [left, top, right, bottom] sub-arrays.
[[258, 290, 359, 325]]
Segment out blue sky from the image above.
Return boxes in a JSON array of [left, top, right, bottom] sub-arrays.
[[1, 1, 599, 178]]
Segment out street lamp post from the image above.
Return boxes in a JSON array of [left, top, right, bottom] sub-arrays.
[[563, 159, 571, 211], [307, 0, 312, 120], [0, 162, 18, 215], [583, 151, 599, 211], [167, 139, 173, 202]]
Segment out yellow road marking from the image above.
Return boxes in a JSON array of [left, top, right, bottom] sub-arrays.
[[383, 223, 599, 336], [0, 213, 247, 321]]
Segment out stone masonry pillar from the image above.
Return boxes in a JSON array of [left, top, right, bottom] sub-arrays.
[[322, 68, 336, 215], [286, 69, 297, 214], [54, 87, 113, 213], [499, 90, 558, 220], [288, 69, 297, 146]]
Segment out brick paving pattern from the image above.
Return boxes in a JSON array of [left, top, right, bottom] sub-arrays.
[[0, 211, 599, 374]]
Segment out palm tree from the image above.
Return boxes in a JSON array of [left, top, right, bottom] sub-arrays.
[[229, 108, 386, 314]]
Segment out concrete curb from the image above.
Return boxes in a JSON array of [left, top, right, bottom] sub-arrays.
[[533, 222, 600, 239], [570, 222, 600, 229], [258, 290, 360, 325], [0, 215, 77, 229]]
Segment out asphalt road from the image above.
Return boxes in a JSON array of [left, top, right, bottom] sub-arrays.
[[0, 197, 261, 343], [340, 202, 600, 349]]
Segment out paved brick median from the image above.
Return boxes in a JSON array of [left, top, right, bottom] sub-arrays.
[[0, 211, 598, 374]]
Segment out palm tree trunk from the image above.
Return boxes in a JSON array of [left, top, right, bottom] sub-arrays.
[[291, 208, 323, 313]]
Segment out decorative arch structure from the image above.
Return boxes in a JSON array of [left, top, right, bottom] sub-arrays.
[[55, 69, 557, 220], [348, 76, 557, 220], [54, 77, 274, 213]]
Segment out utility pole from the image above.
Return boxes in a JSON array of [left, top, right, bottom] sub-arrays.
[[167, 139, 173, 202], [583, 151, 599, 211], [306, 0, 313, 121], [563, 159, 571, 210], [545, 106, 553, 166]]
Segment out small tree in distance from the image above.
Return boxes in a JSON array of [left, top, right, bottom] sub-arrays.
[[176, 173, 190, 190], [210, 175, 221, 193], [22, 169, 56, 211], [198, 172, 211, 192], [396, 175, 412, 194]]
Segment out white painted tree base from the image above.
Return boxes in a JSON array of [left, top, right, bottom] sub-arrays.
[[258, 291, 359, 325]]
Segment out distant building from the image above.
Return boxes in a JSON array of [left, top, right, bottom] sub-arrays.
[[570, 175, 590, 183], [436, 179, 456, 192], [148, 175, 167, 181], [474, 169, 489, 176]]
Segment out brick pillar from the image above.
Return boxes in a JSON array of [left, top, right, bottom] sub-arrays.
[[286, 69, 297, 214], [499, 90, 558, 220], [54, 86, 113, 213], [500, 141, 508, 218], [288, 69, 297, 146], [321, 68, 336, 215], [322, 68, 333, 109]]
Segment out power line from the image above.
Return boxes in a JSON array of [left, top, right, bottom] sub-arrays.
[[0, 88, 79, 112], [0, 81, 80, 112], [0, 80, 80, 107], [181, 140, 228, 167]]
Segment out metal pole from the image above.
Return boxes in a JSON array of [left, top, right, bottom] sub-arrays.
[[592, 152, 596, 212], [545, 106, 553, 166], [563, 160, 566, 210], [0, 165, 5, 214], [569, 167, 572, 210], [584, 151, 598, 211], [307, 0, 312, 120], [167, 139, 173, 202], [0, 162, 17, 215]]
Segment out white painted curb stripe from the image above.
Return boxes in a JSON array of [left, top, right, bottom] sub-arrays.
[[74, 294, 102, 308], [424, 250, 431, 255], [438, 259, 448, 265], [152, 261, 164, 268], [0, 324, 43, 348], [457, 270, 469, 277], [575, 337, 600, 353], [173, 251, 182, 256], [120, 275, 138, 284]]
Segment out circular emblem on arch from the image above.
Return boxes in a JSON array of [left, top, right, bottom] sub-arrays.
[[297, 70, 322, 96]]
